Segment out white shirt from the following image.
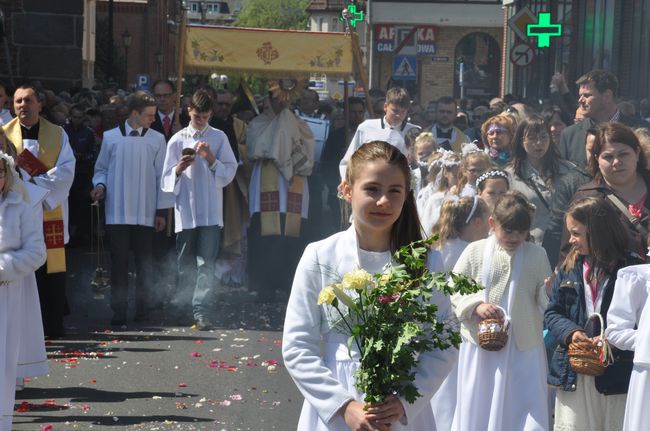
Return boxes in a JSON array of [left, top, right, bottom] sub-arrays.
[[161, 124, 238, 232], [93, 124, 173, 227], [20, 123, 75, 244], [124, 121, 143, 137], [339, 117, 420, 179]]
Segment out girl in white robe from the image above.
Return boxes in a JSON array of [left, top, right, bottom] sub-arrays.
[[606, 263, 650, 431], [451, 191, 551, 431], [0, 152, 46, 431], [429, 195, 491, 429], [283, 141, 457, 431]]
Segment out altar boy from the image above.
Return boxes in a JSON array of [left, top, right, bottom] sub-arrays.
[[162, 90, 237, 330], [91, 91, 172, 326]]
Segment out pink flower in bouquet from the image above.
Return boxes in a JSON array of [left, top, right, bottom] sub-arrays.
[[379, 293, 400, 303]]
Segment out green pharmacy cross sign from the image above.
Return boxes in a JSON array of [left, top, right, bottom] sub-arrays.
[[527, 12, 562, 48], [339, 4, 364, 29]]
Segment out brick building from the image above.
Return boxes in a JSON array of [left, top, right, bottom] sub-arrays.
[[368, 0, 503, 106], [0, 0, 89, 92]]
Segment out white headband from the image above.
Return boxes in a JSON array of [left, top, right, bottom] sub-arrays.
[[465, 195, 479, 224]]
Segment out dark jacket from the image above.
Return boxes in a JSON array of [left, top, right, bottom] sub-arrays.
[[542, 167, 592, 268], [150, 109, 189, 142], [545, 255, 639, 394], [557, 173, 650, 264], [559, 114, 650, 169]]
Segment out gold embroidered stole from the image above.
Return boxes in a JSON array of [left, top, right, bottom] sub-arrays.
[[259, 161, 303, 237], [4, 117, 66, 273]]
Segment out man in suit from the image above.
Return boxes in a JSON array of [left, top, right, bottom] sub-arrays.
[[150, 80, 188, 142], [560, 70, 649, 168]]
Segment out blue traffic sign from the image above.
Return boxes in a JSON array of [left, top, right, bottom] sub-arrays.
[[392, 55, 417, 81]]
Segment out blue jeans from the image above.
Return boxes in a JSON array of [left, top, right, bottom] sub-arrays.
[[176, 225, 221, 318]]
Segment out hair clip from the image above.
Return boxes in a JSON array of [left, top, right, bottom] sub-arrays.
[[476, 169, 509, 188]]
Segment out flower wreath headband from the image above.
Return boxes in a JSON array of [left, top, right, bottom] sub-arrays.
[[476, 169, 509, 189], [444, 194, 480, 224], [429, 149, 460, 173]]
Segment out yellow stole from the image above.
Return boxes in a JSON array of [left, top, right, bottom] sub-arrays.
[[259, 161, 303, 237], [3, 117, 66, 273]]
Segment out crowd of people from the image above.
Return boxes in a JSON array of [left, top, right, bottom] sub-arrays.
[[2, 67, 650, 430]]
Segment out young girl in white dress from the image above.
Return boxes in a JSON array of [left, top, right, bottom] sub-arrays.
[[417, 151, 461, 235], [283, 141, 457, 431], [451, 190, 552, 431], [0, 151, 46, 431], [450, 145, 494, 198], [606, 253, 650, 430], [429, 195, 491, 430]]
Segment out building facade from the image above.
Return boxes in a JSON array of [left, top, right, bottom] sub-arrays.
[[506, 0, 650, 103], [368, 0, 503, 106], [0, 0, 88, 92]]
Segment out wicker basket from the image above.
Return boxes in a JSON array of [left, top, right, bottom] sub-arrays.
[[568, 313, 613, 376], [478, 307, 509, 351]]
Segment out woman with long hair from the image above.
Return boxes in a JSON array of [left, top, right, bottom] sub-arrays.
[[507, 115, 576, 244]]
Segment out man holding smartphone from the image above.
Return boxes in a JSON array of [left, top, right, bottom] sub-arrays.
[[161, 90, 237, 330]]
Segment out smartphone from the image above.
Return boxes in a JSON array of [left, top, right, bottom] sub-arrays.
[[182, 148, 196, 157]]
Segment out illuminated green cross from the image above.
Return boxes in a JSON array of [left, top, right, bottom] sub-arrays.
[[339, 5, 365, 28], [527, 12, 562, 48]]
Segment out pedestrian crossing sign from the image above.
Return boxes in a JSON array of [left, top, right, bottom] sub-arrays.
[[393, 55, 417, 81]]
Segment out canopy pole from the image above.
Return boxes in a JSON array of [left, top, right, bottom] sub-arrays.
[[175, 6, 187, 127], [350, 33, 374, 118]]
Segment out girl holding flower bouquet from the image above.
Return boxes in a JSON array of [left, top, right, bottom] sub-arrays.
[[545, 197, 638, 431], [283, 141, 457, 431], [451, 191, 552, 431]]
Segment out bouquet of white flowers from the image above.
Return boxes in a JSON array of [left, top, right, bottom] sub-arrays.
[[317, 237, 481, 404]]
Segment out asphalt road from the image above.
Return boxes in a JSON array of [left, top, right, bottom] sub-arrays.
[[12, 247, 303, 431]]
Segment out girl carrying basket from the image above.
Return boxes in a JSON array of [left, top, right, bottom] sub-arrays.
[[451, 191, 551, 431]]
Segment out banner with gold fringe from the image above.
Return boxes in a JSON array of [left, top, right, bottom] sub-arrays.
[[184, 25, 355, 77]]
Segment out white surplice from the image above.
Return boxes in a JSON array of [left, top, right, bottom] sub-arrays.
[[93, 125, 173, 226], [282, 226, 455, 431], [339, 118, 420, 179], [161, 125, 238, 233], [20, 125, 75, 243], [605, 264, 650, 431], [451, 236, 549, 431], [0, 191, 47, 431]]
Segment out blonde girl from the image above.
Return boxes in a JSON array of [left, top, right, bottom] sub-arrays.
[[452, 145, 494, 197], [451, 191, 551, 431], [428, 195, 491, 430], [417, 151, 461, 236]]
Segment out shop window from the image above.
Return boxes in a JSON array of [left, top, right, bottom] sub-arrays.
[[454, 32, 500, 100]]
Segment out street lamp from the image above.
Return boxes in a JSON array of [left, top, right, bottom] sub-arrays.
[[155, 50, 163, 78], [121, 29, 132, 87]]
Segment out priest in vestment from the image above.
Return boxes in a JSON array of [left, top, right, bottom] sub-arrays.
[[91, 91, 173, 326], [2, 85, 75, 338], [247, 83, 314, 302], [210, 89, 252, 287]]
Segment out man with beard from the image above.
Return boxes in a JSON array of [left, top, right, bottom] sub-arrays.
[[426, 96, 470, 152]]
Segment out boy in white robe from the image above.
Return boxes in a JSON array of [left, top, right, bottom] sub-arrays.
[[91, 91, 173, 326], [161, 90, 237, 329]]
